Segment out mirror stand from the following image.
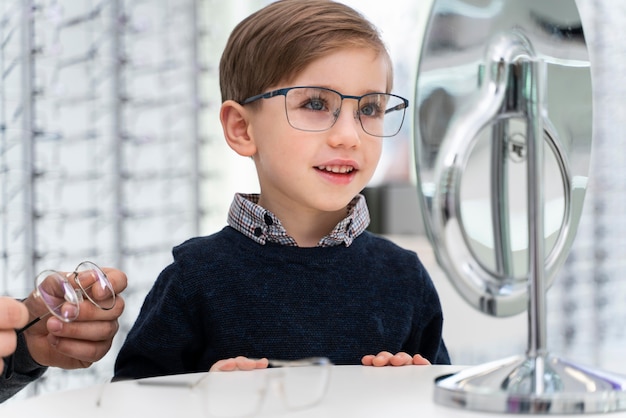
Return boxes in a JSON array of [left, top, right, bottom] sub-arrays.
[[434, 352, 626, 414], [414, 1, 626, 412], [430, 29, 626, 416], [436, 113, 626, 408]]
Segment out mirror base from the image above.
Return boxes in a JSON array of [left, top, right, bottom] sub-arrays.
[[435, 353, 626, 414]]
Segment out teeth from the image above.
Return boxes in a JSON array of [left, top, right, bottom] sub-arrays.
[[317, 165, 354, 173]]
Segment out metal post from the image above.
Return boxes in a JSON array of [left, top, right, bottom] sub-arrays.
[[111, 0, 124, 270], [523, 59, 547, 360], [21, 0, 35, 285], [191, 0, 201, 235]]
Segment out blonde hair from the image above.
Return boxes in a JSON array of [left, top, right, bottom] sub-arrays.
[[219, 0, 393, 103]]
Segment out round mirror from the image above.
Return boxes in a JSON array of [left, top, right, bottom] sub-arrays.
[[414, 0, 592, 316], [460, 118, 567, 280]]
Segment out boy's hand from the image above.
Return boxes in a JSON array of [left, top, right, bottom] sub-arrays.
[[361, 351, 431, 367], [210, 356, 269, 372]]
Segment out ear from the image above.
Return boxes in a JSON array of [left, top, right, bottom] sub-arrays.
[[220, 100, 257, 157]]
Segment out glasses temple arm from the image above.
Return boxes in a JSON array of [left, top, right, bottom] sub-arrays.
[[15, 312, 48, 335], [385, 102, 408, 114]]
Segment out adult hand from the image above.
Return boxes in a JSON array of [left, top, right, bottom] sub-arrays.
[[361, 351, 431, 367], [0, 297, 29, 374], [22, 268, 127, 369], [210, 356, 269, 372]]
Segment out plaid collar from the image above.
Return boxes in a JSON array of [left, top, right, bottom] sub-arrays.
[[227, 193, 370, 247]]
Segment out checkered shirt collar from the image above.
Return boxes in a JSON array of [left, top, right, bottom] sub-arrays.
[[227, 193, 370, 247]]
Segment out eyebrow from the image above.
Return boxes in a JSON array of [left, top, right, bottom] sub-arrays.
[[298, 84, 388, 95]]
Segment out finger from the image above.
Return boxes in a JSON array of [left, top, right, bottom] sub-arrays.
[[100, 268, 128, 294], [209, 357, 265, 372], [361, 354, 376, 366], [234, 356, 263, 371], [46, 316, 119, 342], [255, 358, 269, 369], [0, 329, 18, 358], [389, 352, 413, 366], [211, 359, 235, 372], [74, 295, 125, 323], [48, 335, 112, 365], [412, 354, 431, 365], [372, 351, 393, 367], [0, 297, 29, 329]]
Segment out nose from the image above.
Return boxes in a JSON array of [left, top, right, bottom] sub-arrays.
[[326, 100, 361, 148]]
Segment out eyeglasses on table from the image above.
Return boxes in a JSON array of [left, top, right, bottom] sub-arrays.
[[197, 357, 332, 417], [98, 357, 332, 417]]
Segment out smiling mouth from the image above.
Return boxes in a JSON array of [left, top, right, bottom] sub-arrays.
[[316, 165, 355, 174]]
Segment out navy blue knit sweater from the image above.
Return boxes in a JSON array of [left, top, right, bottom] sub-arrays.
[[114, 226, 450, 380]]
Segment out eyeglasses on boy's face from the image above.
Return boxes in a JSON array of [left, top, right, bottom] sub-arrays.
[[241, 86, 409, 138]]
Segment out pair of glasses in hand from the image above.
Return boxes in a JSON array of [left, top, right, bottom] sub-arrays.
[[17, 261, 116, 334]]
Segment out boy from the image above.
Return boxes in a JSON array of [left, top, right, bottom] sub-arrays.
[[114, 0, 449, 380]]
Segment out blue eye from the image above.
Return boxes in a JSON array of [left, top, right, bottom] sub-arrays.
[[359, 102, 383, 118], [305, 98, 327, 111]]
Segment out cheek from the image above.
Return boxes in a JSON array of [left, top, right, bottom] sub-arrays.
[[365, 140, 384, 172], [255, 138, 305, 177]]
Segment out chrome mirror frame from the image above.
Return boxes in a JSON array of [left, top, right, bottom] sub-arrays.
[[414, 0, 626, 413], [414, 3, 591, 317]]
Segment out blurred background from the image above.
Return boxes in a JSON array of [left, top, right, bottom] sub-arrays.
[[1, 0, 625, 400]]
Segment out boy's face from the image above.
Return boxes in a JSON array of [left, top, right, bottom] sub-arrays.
[[247, 48, 389, 216]]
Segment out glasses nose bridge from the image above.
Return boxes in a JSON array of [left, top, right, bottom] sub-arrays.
[[334, 93, 361, 121]]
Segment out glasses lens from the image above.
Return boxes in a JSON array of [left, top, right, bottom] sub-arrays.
[[74, 261, 116, 310], [285, 87, 341, 132], [196, 372, 265, 418], [35, 270, 80, 322], [359, 93, 407, 137], [278, 362, 330, 410]]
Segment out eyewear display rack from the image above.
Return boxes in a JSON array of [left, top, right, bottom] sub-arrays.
[[0, 0, 219, 398], [547, 0, 626, 376]]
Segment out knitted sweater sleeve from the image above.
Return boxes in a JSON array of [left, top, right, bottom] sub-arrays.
[[0, 333, 47, 403], [405, 255, 451, 365], [114, 259, 205, 380]]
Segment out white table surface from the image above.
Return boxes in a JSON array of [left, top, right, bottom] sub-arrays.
[[2, 365, 626, 417]]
